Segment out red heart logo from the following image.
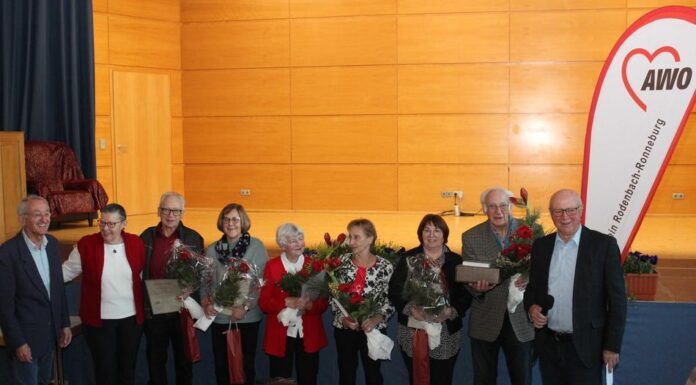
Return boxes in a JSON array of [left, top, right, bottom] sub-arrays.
[[621, 46, 681, 112]]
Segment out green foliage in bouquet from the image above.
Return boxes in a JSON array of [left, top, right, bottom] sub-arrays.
[[402, 254, 448, 316], [277, 248, 325, 297]]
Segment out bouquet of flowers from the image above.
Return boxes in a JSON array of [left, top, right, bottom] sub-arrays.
[[165, 241, 214, 296], [213, 258, 262, 312], [277, 248, 324, 297], [402, 254, 449, 320]]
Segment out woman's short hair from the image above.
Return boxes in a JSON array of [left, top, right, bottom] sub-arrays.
[[416, 214, 449, 245], [101, 203, 127, 221], [276, 223, 304, 248], [216, 203, 251, 233], [347, 218, 377, 246]]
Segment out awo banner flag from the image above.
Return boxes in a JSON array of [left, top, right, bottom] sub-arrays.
[[582, 6, 696, 258]]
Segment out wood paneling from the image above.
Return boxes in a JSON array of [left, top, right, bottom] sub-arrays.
[[183, 69, 290, 116], [509, 165, 582, 209], [172, 118, 183, 164], [509, 114, 586, 164], [510, 63, 602, 113], [290, 0, 396, 18], [648, 166, 696, 214], [398, 165, 509, 212], [182, 117, 291, 163], [171, 71, 182, 117], [95, 65, 111, 116], [173, 164, 185, 194], [511, 0, 626, 10], [670, 114, 696, 165], [292, 165, 398, 210], [627, 0, 696, 7], [109, 0, 180, 21], [292, 116, 397, 163], [398, 13, 509, 64], [291, 66, 397, 115], [0, 132, 26, 242], [182, 20, 289, 69], [97, 166, 114, 204], [399, 64, 509, 114], [290, 16, 396, 66], [109, 16, 180, 69], [397, 0, 509, 14], [94, 13, 109, 64], [94, 0, 108, 13], [398, 115, 509, 164], [181, 0, 289, 22], [95, 116, 112, 167], [184, 165, 292, 209], [511, 10, 626, 62]]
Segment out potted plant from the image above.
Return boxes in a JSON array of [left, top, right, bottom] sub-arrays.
[[623, 251, 658, 300]]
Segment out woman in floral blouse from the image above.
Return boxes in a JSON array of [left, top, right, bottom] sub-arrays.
[[332, 218, 394, 385]]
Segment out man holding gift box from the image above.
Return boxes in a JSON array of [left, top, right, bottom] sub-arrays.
[[140, 192, 205, 385], [461, 187, 535, 385]]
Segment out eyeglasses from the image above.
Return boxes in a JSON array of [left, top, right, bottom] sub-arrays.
[[222, 217, 241, 225], [486, 203, 509, 212], [99, 220, 123, 229], [159, 207, 183, 216], [550, 207, 581, 217], [25, 212, 51, 220]]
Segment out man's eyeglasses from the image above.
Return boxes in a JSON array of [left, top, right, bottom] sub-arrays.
[[99, 220, 123, 229], [550, 207, 581, 217], [159, 207, 183, 216], [486, 203, 509, 212]]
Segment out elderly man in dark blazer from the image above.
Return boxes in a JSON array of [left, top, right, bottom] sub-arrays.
[[0, 195, 72, 385], [524, 189, 626, 385], [462, 187, 534, 385]]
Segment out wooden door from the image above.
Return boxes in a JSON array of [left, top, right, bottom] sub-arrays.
[[112, 71, 172, 216], [0, 132, 27, 242]]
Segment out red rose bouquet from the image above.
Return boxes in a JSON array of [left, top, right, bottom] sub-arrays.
[[213, 258, 262, 311], [165, 242, 213, 296]]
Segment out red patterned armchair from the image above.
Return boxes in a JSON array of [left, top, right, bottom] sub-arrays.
[[24, 141, 108, 226]]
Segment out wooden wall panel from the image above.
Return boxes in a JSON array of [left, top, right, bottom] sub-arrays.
[[399, 64, 509, 114], [669, 114, 696, 165], [183, 69, 290, 116], [182, 117, 291, 163], [172, 118, 183, 164], [397, 0, 509, 14], [627, 0, 696, 7], [185, 165, 292, 209], [94, 13, 109, 64], [398, 13, 509, 64], [292, 116, 398, 163], [510, 63, 602, 113], [511, 0, 626, 10], [511, 11, 626, 62], [95, 116, 112, 167], [95, 65, 111, 116], [170, 71, 182, 117], [509, 114, 586, 164], [647, 166, 696, 214], [97, 166, 114, 204], [109, 16, 180, 69], [109, 0, 180, 21], [292, 165, 398, 210], [0, 133, 27, 243], [291, 16, 396, 67], [398, 165, 509, 212], [172, 164, 185, 194], [509, 165, 582, 209], [94, 0, 108, 13], [290, 0, 396, 18], [181, 0, 289, 22], [291, 66, 397, 115], [182, 20, 290, 69], [398, 115, 509, 164]]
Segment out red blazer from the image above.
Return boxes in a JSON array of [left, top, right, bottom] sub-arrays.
[[259, 256, 328, 357], [77, 231, 146, 327]]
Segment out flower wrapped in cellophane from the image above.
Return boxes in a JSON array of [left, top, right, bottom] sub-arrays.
[[402, 253, 449, 322], [213, 258, 262, 313], [165, 241, 214, 297]]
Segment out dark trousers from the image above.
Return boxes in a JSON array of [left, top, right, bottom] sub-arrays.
[[470, 315, 533, 385], [334, 327, 383, 385], [211, 321, 260, 385], [83, 316, 143, 385], [400, 349, 458, 385], [144, 312, 193, 385], [536, 330, 602, 385], [268, 336, 319, 385]]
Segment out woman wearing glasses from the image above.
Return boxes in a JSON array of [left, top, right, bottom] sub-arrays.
[[62, 203, 146, 385], [202, 203, 269, 385]]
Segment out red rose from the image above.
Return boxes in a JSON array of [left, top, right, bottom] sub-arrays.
[[312, 259, 324, 272], [349, 292, 363, 305], [515, 226, 534, 239], [502, 245, 515, 256], [335, 233, 346, 245], [330, 257, 341, 269], [179, 250, 190, 261], [239, 262, 249, 273], [324, 232, 332, 246], [516, 244, 532, 259], [338, 283, 352, 293]]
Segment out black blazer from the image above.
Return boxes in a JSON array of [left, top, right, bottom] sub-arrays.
[[0, 232, 70, 356], [388, 246, 471, 334], [523, 226, 627, 368]]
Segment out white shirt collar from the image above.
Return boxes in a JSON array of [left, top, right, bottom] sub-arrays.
[[22, 230, 47, 250], [555, 226, 582, 246]]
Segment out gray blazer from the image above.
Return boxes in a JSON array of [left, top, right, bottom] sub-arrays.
[[461, 219, 534, 343]]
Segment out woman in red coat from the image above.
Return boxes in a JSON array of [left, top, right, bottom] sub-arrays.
[[259, 223, 328, 385]]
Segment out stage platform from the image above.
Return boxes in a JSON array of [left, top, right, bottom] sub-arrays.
[[49, 209, 696, 302]]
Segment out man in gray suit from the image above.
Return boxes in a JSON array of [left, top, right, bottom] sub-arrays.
[[0, 195, 72, 385], [462, 187, 534, 385]]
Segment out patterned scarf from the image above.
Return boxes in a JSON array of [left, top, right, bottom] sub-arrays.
[[214, 232, 251, 263]]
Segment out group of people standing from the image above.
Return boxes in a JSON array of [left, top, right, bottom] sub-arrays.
[[0, 187, 626, 385]]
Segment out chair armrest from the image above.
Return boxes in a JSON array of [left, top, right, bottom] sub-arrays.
[[64, 179, 109, 208]]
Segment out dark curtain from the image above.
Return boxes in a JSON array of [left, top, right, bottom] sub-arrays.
[[0, 0, 96, 178]]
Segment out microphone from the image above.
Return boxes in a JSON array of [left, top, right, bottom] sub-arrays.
[[540, 295, 555, 316]]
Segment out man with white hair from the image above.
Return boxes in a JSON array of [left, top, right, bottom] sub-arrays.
[[461, 187, 534, 385], [140, 192, 204, 385]]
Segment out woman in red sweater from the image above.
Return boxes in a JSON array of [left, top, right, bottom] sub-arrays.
[[63, 203, 145, 385], [259, 223, 328, 385]]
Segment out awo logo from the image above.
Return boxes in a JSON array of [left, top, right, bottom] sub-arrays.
[[622, 46, 693, 111]]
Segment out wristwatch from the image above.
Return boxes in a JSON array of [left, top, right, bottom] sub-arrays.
[[243, 304, 250, 311]]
